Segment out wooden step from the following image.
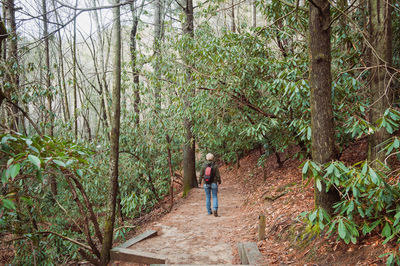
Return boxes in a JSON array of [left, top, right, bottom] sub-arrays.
[[110, 247, 166, 264], [118, 229, 157, 248], [237, 242, 265, 265]]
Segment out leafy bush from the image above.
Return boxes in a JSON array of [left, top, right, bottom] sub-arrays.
[[301, 132, 400, 265]]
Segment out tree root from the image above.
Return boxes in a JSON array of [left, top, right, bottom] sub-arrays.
[[264, 191, 288, 201]]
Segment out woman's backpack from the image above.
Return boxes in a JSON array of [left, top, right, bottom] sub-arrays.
[[204, 164, 214, 184]]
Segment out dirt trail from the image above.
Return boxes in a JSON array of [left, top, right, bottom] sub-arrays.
[[129, 179, 245, 264]]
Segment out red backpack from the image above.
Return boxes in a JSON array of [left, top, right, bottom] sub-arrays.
[[204, 164, 214, 184]]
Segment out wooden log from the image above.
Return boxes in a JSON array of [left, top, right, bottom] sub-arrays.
[[237, 243, 249, 264], [264, 191, 288, 201], [237, 242, 264, 265], [118, 229, 157, 248], [110, 247, 166, 264], [258, 214, 266, 241], [243, 242, 264, 265]]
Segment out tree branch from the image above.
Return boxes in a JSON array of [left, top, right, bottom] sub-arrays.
[[35, 231, 91, 250], [54, 0, 135, 11], [78, 249, 100, 265], [2, 93, 43, 137], [325, 0, 358, 30], [65, 175, 100, 258], [276, 0, 307, 12], [120, 150, 141, 161], [308, 0, 323, 14], [197, 87, 277, 119], [193, 0, 212, 9], [67, 171, 103, 244], [174, 0, 185, 10], [54, 198, 84, 234]]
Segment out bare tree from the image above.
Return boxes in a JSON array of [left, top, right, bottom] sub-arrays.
[[100, 0, 122, 263], [52, 0, 70, 123], [4, 0, 19, 131], [154, 0, 164, 109], [231, 0, 235, 32], [252, 0, 256, 27], [42, 0, 54, 137], [73, 0, 78, 139], [130, 0, 145, 125], [92, 0, 111, 131]]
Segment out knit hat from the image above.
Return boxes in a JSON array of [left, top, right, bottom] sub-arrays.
[[206, 153, 214, 161]]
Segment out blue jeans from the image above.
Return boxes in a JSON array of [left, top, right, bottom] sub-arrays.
[[204, 183, 218, 214]]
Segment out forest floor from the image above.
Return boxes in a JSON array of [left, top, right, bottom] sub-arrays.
[[1, 144, 392, 265], [115, 144, 391, 265]]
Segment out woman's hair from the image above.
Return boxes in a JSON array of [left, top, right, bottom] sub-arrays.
[[206, 153, 214, 161]]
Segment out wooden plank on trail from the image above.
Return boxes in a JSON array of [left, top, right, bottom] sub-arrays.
[[118, 229, 157, 248], [237, 242, 264, 265], [110, 247, 166, 264]]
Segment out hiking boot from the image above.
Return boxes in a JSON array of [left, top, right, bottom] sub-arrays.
[[213, 210, 218, 217]]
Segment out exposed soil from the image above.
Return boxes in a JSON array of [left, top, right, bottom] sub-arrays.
[[125, 179, 247, 264]]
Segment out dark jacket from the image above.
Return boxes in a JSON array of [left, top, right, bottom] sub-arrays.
[[198, 160, 221, 185]]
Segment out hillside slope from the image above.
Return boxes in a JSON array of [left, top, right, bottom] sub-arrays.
[[115, 145, 390, 265]]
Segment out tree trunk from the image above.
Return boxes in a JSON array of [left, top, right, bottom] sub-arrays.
[[182, 0, 198, 197], [166, 134, 174, 211], [43, 0, 57, 194], [183, 119, 197, 195], [52, 0, 70, 123], [130, 0, 144, 126], [2, 6, 6, 60], [100, 0, 121, 264], [231, 0, 236, 32], [309, 0, 340, 215], [368, 0, 393, 165], [42, 0, 53, 137], [0, 16, 6, 107], [92, 0, 111, 132], [154, 0, 164, 109], [0, 15, 7, 62], [252, 0, 256, 27], [73, 0, 78, 139], [83, 110, 92, 141], [4, 0, 19, 131]]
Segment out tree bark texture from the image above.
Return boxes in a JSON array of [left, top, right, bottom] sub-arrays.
[[0, 15, 7, 61], [130, 1, 141, 126], [42, 0, 53, 137], [73, 0, 78, 139], [43, 0, 58, 195], [182, 0, 197, 196], [2, 7, 6, 60], [368, 0, 393, 165], [252, 0, 256, 27], [153, 0, 164, 109], [52, 0, 70, 123], [309, 0, 340, 215], [100, 0, 121, 264], [5, 0, 19, 131], [166, 134, 174, 211], [92, 0, 111, 131], [231, 0, 236, 32]]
